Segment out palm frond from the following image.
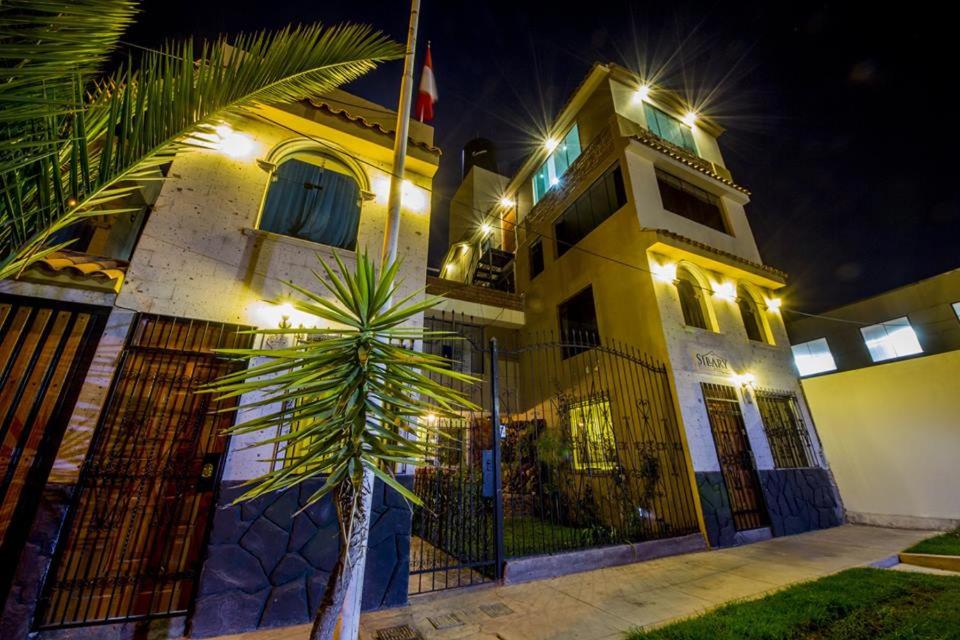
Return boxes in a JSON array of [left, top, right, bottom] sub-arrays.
[[201, 254, 478, 508], [0, 15, 403, 280]]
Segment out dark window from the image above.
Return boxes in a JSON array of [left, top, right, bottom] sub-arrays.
[[677, 271, 708, 329], [559, 286, 600, 358], [554, 165, 627, 256], [655, 169, 728, 234], [737, 287, 766, 342], [756, 391, 815, 469], [260, 154, 361, 249], [529, 237, 544, 278]]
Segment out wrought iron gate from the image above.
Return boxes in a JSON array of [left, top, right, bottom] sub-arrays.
[[701, 383, 769, 531], [36, 314, 251, 629], [0, 295, 108, 609], [411, 316, 700, 594]]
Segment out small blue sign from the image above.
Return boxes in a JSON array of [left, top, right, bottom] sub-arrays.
[[482, 449, 494, 497]]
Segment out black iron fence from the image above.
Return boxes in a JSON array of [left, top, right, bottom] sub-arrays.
[[755, 389, 815, 469], [411, 314, 700, 594]]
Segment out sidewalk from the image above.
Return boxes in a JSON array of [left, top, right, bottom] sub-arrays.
[[213, 525, 931, 640]]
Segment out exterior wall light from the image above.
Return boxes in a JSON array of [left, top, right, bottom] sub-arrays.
[[372, 176, 428, 212], [652, 262, 678, 283], [766, 297, 783, 311], [480, 222, 493, 236], [213, 124, 255, 159], [682, 111, 699, 127], [712, 281, 736, 301], [634, 84, 651, 102], [544, 137, 560, 153], [732, 372, 757, 403], [499, 195, 516, 208]]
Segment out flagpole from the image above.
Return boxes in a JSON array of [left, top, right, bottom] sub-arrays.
[[382, 0, 421, 267], [335, 2, 421, 638]]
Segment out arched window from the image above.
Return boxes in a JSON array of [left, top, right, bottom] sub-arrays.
[[737, 286, 765, 342], [676, 267, 710, 329], [737, 285, 772, 344], [259, 151, 361, 250]]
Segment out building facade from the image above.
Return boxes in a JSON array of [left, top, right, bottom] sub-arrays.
[[0, 90, 438, 638], [439, 63, 842, 550], [786, 269, 960, 530]]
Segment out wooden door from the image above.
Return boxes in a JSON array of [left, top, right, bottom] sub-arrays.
[[37, 314, 251, 629], [701, 383, 768, 531]]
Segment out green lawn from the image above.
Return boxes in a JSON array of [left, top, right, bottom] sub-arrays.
[[905, 528, 960, 556], [503, 515, 598, 557], [625, 568, 960, 640]]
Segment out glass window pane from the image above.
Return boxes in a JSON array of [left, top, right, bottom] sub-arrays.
[[953, 302, 960, 321], [791, 338, 837, 376], [860, 317, 923, 362]]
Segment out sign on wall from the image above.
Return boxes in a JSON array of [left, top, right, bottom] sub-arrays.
[[690, 348, 734, 374]]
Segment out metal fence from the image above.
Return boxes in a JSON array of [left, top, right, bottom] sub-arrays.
[[410, 315, 700, 594], [755, 389, 815, 469]]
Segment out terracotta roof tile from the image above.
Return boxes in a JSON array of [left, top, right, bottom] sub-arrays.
[[305, 98, 442, 156], [632, 130, 750, 195], [650, 228, 787, 281], [29, 250, 127, 283]]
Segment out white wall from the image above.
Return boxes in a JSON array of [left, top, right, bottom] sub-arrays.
[[116, 113, 434, 481], [803, 350, 960, 529], [624, 144, 761, 264], [647, 257, 821, 473]]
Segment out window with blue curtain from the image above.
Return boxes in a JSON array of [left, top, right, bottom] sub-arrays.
[[259, 153, 361, 250], [643, 104, 697, 155], [532, 125, 582, 204]]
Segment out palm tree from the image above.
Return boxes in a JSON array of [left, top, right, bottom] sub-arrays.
[[203, 253, 476, 639], [0, 0, 402, 279]]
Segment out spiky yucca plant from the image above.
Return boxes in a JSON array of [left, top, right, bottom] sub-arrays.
[[0, 0, 403, 279], [203, 253, 476, 639]]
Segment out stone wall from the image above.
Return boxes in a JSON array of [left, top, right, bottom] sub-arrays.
[[695, 472, 736, 548], [189, 476, 412, 637], [758, 468, 843, 537]]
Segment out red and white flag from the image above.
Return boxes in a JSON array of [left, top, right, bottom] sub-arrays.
[[415, 43, 437, 122]]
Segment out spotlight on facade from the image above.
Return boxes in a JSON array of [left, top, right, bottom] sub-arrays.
[[766, 297, 783, 311], [213, 124, 255, 159], [682, 111, 699, 127], [712, 281, 736, 301], [499, 195, 516, 208], [480, 222, 493, 236], [634, 84, 651, 102], [544, 137, 560, 153], [372, 177, 427, 212], [652, 262, 678, 283]]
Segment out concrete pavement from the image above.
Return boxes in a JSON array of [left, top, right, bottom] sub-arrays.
[[207, 524, 932, 640]]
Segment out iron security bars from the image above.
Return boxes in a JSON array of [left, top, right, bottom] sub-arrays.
[[410, 315, 700, 594], [36, 315, 251, 629], [498, 331, 699, 558], [755, 389, 815, 469]]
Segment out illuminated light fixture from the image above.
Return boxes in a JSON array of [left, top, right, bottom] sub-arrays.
[[634, 84, 651, 102], [766, 297, 783, 311], [422, 412, 438, 424], [682, 111, 699, 127], [213, 124, 254, 159], [712, 281, 736, 301], [499, 195, 516, 208], [549, 176, 560, 187], [732, 372, 757, 391], [544, 137, 560, 153], [480, 222, 493, 236], [652, 262, 677, 283], [372, 176, 427, 212]]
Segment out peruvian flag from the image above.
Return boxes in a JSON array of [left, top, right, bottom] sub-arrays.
[[415, 43, 437, 122]]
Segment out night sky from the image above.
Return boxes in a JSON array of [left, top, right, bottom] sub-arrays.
[[129, 0, 958, 313]]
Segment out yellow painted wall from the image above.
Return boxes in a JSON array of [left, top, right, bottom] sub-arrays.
[[802, 350, 960, 528]]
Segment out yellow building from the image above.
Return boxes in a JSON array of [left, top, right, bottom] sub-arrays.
[[438, 63, 843, 551]]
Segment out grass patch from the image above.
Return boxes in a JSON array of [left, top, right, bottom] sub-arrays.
[[503, 516, 598, 557], [905, 528, 960, 556], [625, 568, 960, 640]]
